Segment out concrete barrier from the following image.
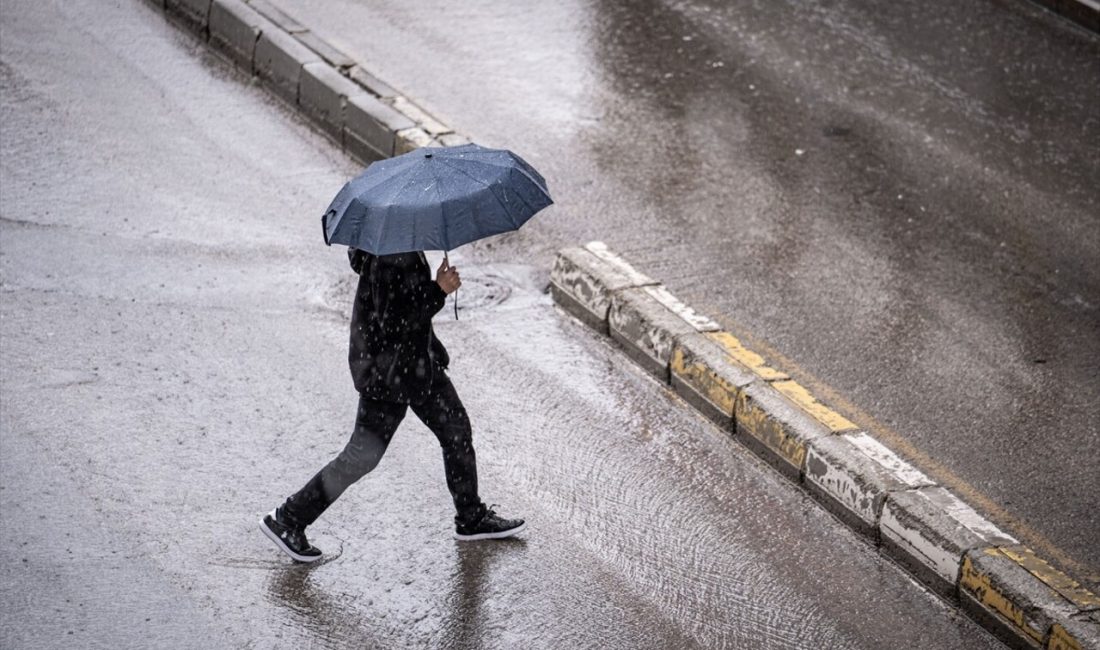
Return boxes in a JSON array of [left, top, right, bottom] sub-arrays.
[[208, 0, 268, 71], [669, 331, 756, 429], [549, 245, 657, 334], [608, 287, 697, 383], [1049, 613, 1100, 650], [395, 127, 433, 154], [254, 27, 320, 105], [880, 486, 1017, 599], [960, 547, 1085, 649], [299, 61, 360, 143], [165, 0, 212, 36], [344, 94, 415, 162], [294, 31, 354, 69], [804, 432, 935, 540], [246, 0, 306, 33], [347, 65, 398, 100], [391, 96, 452, 138], [734, 381, 832, 482]]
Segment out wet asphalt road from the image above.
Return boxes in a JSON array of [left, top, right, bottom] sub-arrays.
[[273, 0, 1100, 588], [0, 1, 1009, 648]]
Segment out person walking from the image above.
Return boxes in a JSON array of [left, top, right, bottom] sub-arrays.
[[261, 248, 525, 563]]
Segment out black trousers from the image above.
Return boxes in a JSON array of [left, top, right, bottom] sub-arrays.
[[281, 369, 485, 528]]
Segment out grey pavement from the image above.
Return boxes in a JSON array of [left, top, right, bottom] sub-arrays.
[[1, 1, 1006, 648], [270, 0, 1100, 590]]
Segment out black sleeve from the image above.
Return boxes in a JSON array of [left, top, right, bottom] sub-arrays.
[[348, 248, 369, 274], [370, 253, 447, 324]]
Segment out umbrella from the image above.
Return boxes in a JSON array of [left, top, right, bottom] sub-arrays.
[[321, 143, 553, 255]]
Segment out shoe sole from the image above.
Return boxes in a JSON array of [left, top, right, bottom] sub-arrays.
[[453, 521, 527, 541], [259, 512, 323, 563]]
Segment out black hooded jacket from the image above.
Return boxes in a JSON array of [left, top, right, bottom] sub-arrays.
[[347, 249, 450, 404]]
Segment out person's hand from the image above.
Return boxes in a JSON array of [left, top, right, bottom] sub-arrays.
[[436, 257, 461, 294]]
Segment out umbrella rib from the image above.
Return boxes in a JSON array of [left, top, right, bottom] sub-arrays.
[[436, 158, 521, 232]]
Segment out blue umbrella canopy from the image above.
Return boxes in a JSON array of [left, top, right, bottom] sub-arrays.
[[322, 143, 553, 254]]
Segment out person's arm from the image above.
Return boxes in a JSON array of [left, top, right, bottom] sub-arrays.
[[371, 252, 447, 323]]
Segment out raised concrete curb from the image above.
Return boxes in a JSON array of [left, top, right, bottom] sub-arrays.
[[254, 27, 319, 105], [146, 0, 459, 167], [804, 431, 934, 541], [299, 61, 359, 142], [669, 331, 755, 429], [881, 486, 1018, 599], [550, 241, 1100, 650], [208, 0, 267, 70], [166, 0, 211, 36], [549, 244, 657, 335], [345, 93, 415, 162], [1027, 0, 1100, 33], [961, 546, 1100, 649], [735, 380, 832, 482]]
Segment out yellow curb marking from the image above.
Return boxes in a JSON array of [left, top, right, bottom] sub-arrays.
[[736, 390, 808, 469], [772, 379, 858, 433], [1049, 622, 1086, 650], [670, 347, 738, 415], [1000, 546, 1100, 610], [960, 549, 1044, 645], [705, 331, 789, 381]]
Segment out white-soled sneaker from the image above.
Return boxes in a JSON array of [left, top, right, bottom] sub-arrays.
[[260, 509, 323, 563], [454, 506, 526, 541]]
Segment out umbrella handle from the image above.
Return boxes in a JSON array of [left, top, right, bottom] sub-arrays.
[[445, 252, 459, 320], [321, 211, 331, 246]]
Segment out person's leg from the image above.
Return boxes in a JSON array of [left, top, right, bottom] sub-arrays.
[[280, 395, 407, 529], [409, 370, 485, 525]]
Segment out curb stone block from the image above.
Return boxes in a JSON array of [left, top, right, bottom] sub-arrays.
[[998, 546, 1100, 613], [209, 0, 269, 71], [246, 0, 306, 33], [670, 331, 756, 429], [1049, 613, 1100, 650], [643, 285, 721, 332], [344, 93, 415, 162], [300, 61, 361, 142], [804, 432, 935, 540], [582, 241, 655, 285], [294, 31, 355, 69], [608, 287, 696, 383], [395, 127, 433, 154], [550, 246, 657, 334], [254, 27, 321, 105], [166, 0, 212, 36], [772, 379, 858, 432], [960, 547, 1082, 649], [436, 133, 472, 147], [734, 381, 831, 482], [881, 487, 1017, 599], [391, 96, 452, 137], [347, 65, 398, 99]]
